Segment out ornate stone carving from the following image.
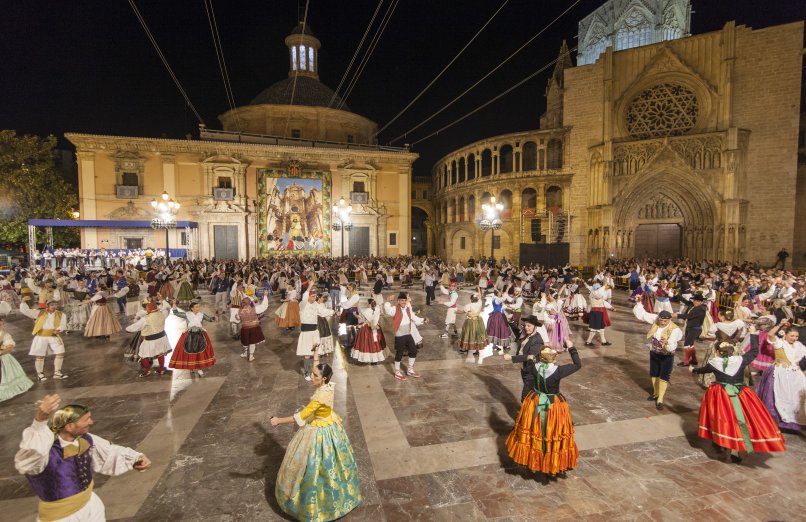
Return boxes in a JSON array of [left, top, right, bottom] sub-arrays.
[[106, 201, 151, 218], [613, 141, 662, 176], [636, 194, 682, 219], [626, 83, 699, 139], [668, 135, 722, 170]]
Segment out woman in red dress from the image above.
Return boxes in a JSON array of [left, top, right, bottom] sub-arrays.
[[691, 324, 785, 463], [169, 301, 217, 377]]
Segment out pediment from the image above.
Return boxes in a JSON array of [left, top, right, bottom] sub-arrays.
[[618, 46, 716, 104], [339, 160, 377, 171], [106, 201, 151, 218], [193, 201, 247, 214]]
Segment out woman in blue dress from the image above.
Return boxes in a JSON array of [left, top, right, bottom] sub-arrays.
[[270, 349, 361, 521], [487, 289, 512, 352]]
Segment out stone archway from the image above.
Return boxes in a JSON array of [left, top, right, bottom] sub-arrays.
[[613, 167, 717, 260]]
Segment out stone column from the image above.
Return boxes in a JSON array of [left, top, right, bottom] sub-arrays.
[[77, 151, 98, 248]]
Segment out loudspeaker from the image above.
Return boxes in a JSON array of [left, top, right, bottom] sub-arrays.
[[531, 219, 542, 242]]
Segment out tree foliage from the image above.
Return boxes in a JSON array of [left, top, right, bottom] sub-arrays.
[[0, 130, 80, 248]]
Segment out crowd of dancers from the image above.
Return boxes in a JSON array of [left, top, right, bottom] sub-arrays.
[[1, 254, 804, 521]]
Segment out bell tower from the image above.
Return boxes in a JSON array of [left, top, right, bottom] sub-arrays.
[[284, 22, 321, 80]]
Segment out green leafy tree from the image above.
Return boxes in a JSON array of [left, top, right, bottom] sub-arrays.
[[0, 130, 80, 249]]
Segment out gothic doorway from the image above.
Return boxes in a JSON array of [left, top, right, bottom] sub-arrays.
[[634, 223, 681, 258]]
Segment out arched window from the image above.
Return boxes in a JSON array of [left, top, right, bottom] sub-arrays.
[[499, 144, 513, 173], [467, 153, 476, 180], [451, 160, 457, 185], [467, 194, 475, 221], [538, 149, 545, 170], [458, 157, 466, 183], [521, 187, 537, 210], [546, 186, 563, 210], [547, 139, 563, 169], [458, 197, 465, 222], [450, 199, 457, 223], [615, 9, 653, 51], [481, 192, 492, 206], [481, 149, 492, 177], [499, 189, 513, 219], [522, 142, 537, 171]]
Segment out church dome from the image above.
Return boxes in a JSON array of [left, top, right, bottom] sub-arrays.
[[250, 76, 350, 112]]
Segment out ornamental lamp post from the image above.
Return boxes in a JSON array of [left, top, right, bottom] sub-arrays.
[[150, 191, 180, 262], [479, 196, 504, 263], [331, 197, 353, 258]]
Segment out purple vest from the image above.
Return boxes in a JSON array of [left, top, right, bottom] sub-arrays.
[[27, 435, 94, 502]]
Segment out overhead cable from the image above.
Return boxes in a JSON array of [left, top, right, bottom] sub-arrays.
[[204, 0, 240, 131], [128, 0, 205, 125], [373, 0, 509, 138], [411, 47, 576, 147], [389, 0, 581, 144], [328, 0, 386, 108], [337, 0, 400, 110]]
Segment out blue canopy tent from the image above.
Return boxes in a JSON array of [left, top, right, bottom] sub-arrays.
[[27, 219, 200, 267]]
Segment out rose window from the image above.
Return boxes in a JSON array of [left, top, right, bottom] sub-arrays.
[[626, 83, 699, 139]]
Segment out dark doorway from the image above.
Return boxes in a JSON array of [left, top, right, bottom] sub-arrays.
[[634, 224, 681, 258], [350, 226, 370, 257], [411, 207, 428, 256], [214, 225, 239, 260]]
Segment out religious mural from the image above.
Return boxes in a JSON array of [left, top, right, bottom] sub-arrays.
[[257, 167, 330, 256]]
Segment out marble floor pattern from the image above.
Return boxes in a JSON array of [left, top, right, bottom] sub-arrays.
[[0, 286, 804, 521]]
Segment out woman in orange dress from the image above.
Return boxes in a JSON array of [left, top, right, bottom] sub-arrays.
[[274, 283, 301, 330], [506, 339, 579, 480]]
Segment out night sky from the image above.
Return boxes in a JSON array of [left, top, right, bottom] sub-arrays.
[[2, 0, 804, 180]]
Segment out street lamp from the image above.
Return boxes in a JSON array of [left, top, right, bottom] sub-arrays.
[[150, 191, 180, 262], [331, 197, 353, 257], [479, 196, 504, 262]]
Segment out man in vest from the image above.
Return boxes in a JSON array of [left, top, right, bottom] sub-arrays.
[[15, 393, 151, 521], [636, 308, 683, 410], [674, 293, 707, 367], [384, 292, 428, 381], [20, 296, 68, 382]]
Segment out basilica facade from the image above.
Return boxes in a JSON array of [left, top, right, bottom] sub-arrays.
[[68, 22, 417, 260], [432, 0, 804, 267]]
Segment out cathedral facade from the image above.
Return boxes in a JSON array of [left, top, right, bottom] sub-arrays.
[[433, 0, 804, 266], [68, 23, 417, 260]]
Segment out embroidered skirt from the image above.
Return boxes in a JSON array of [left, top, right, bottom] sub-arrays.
[[176, 281, 195, 301], [275, 301, 301, 328], [459, 316, 487, 352], [697, 383, 785, 452], [169, 330, 216, 369], [84, 305, 121, 337], [0, 353, 34, 402], [486, 311, 511, 348], [275, 417, 362, 522], [506, 392, 578, 474], [351, 324, 386, 363]]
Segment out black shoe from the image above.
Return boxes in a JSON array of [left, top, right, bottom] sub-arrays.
[[473, 351, 479, 356], [584, 342, 593, 346], [730, 454, 742, 464], [655, 402, 664, 410], [647, 395, 657, 401], [601, 342, 612, 346]]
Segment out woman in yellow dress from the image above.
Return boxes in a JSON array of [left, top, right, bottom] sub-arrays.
[[271, 350, 361, 521]]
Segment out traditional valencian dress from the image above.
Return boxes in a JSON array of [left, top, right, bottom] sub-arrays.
[[459, 300, 487, 354], [0, 329, 33, 402], [169, 309, 216, 370], [486, 296, 511, 350], [15, 418, 143, 522], [351, 305, 386, 363], [692, 334, 786, 453], [275, 289, 301, 329], [756, 336, 806, 432], [275, 382, 362, 521], [506, 347, 581, 476], [83, 292, 122, 338]]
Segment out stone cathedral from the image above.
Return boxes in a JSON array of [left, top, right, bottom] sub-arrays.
[[432, 0, 804, 267]]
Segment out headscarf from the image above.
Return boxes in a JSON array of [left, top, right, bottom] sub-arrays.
[[50, 404, 90, 433]]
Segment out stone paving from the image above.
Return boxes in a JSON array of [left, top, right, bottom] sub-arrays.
[[0, 285, 804, 521]]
